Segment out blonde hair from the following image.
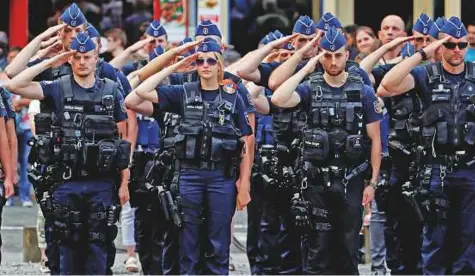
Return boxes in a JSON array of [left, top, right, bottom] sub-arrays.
[[214, 52, 225, 85]]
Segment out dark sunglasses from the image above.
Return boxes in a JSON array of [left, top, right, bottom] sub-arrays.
[[414, 37, 431, 44], [443, 42, 468, 50], [196, 58, 218, 66]]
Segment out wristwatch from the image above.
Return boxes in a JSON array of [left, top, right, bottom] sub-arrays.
[[369, 181, 378, 190], [418, 49, 428, 60]]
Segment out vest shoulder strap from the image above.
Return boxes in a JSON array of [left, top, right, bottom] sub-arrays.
[[465, 61, 475, 81], [59, 75, 73, 100], [425, 62, 444, 84], [183, 81, 202, 104]]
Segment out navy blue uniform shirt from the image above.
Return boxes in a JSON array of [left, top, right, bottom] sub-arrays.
[[154, 84, 252, 136]]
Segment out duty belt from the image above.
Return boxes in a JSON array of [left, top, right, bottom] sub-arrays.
[[180, 160, 228, 170]]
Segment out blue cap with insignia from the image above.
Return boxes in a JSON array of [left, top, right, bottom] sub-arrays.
[[178, 37, 196, 57], [413, 13, 433, 35], [319, 26, 346, 52], [440, 16, 467, 38], [316, 12, 342, 31], [86, 23, 100, 38], [281, 42, 295, 51], [70, 32, 96, 53], [259, 35, 269, 46], [401, 42, 415, 58], [149, 45, 165, 60], [60, 3, 86, 27], [195, 20, 222, 38], [146, 20, 167, 38], [293, 15, 317, 35], [429, 17, 446, 39], [197, 37, 222, 54]]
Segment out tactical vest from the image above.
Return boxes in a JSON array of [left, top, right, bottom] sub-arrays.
[[302, 71, 367, 167], [420, 61, 475, 155], [390, 91, 423, 142], [174, 82, 243, 166], [48, 75, 129, 177]]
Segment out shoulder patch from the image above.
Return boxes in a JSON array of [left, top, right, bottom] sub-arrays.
[[120, 99, 127, 113], [374, 100, 383, 114], [222, 79, 237, 94]]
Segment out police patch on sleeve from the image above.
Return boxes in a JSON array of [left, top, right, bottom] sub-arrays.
[[245, 113, 251, 126], [222, 79, 237, 94], [120, 99, 127, 113], [374, 100, 383, 114]]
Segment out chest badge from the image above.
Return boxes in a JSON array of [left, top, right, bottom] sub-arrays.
[[222, 79, 237, 94], [469, 86, 473, 92]]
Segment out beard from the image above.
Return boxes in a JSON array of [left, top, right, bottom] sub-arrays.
[[326, 67, 344, 76], [446, 55, 464, 66]]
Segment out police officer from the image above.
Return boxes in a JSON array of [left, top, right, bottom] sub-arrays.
[[5, 32, 130, 274], [379, 16, 475, 275], [125, 44, 166, 275], [0, 87, 15, 265], [272, 27, 382, 274], [125, 38, 200, 275], [132, 38, 253, 274], [109, 20, 168, 76], [412, 13, 434, 51], [244, 31, 302, 275], [360, 34, 426, 274]]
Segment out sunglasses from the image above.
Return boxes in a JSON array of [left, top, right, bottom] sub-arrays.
[[414, 37, 431, 44], [196, 58, 218, 66], [443, 42, 468, 50]]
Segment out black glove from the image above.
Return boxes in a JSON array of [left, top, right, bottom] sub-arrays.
[[290, 193, 311, 231]]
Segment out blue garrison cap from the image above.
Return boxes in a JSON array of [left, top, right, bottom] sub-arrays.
[[319, 27, 346, 52], [178, 37, 196, 57], [440, 16, 467, 38], [86, 23, 100, 38], [60, 3, 86, 27], [316, 12, 342, 31], [401, 43, 415, 58], [266, 30, 284, 43], [293, 15, 317, 35], [197, 37, 222, 54], [413, 13, 433, 35], [149, 45, 164, 60], [70, 32, 96, 53], [281, 42, 295, 51], [195, 20, 222, 37], [429, 17, 447, 39], [259, 35, 269, 46], [146, 20, 167, 37], [179, 37, 194, 46]]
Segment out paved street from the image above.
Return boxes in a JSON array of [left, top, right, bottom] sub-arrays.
[[0, 203, 371, 275]]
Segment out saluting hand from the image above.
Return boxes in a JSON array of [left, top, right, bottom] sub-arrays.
[[266, 34, 298, 50], [38, 23, 67, 42], [171, 40, 202, 56], [174, 53, 199, 73], [46, 50, 76, 68], [422, 36, 451, 59], [301, 51, 324, 75]]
